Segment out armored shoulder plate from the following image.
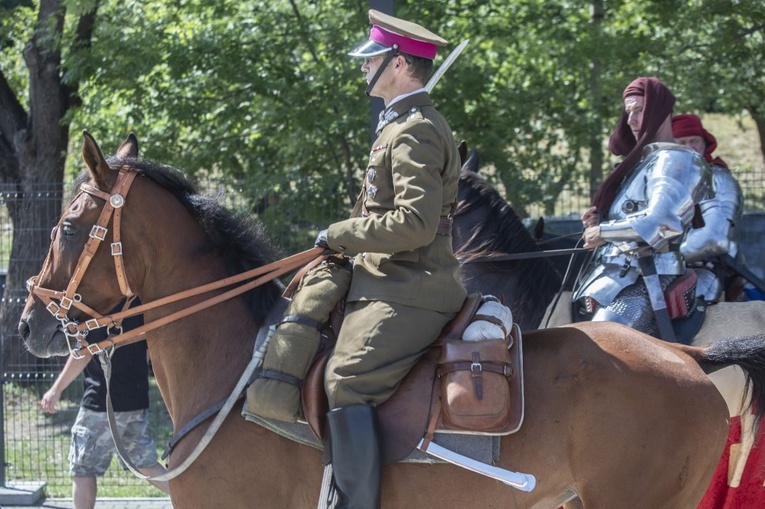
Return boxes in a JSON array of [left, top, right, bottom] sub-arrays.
[[711, 165, 743, 222], [681, 165, 743, 262], [601, 143, 713, 250]]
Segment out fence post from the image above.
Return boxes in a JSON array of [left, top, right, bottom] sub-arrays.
[[0, 338, 5, 488], [0, 275, 46, 504]]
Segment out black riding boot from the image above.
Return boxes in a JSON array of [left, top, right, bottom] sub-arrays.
[[326, 404, 382, 509]]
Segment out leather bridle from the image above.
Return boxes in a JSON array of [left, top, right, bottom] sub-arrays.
[[26, 167, 323, 358]]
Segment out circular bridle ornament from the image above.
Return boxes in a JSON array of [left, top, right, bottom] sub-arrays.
[[109, 193, 126, 208]]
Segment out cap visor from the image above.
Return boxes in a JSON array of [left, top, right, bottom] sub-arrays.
[[348, 40, 392, 58]]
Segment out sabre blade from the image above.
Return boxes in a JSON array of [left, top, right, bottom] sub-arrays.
[[418, 439, 537, 492], [425, 39, 469, 93]]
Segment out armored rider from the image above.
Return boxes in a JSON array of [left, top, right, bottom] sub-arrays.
[[673, 113, 744, 302], [574, 77, 713, 341], [313, 10, 466, 508]]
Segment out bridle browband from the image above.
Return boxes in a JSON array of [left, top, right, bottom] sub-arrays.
[[26, 167, 323, 358]]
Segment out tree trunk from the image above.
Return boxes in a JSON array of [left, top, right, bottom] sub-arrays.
[[1, 181, 64, 369], [750, 106, 765, 168], [588, 0, 605, 202], [0, 0, 87, 368]]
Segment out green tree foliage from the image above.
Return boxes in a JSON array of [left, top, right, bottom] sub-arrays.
[[2, 0, 764, 215], [661, 0, 765, 167]]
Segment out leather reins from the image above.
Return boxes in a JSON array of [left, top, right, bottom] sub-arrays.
[[25, 167, 324, 358]]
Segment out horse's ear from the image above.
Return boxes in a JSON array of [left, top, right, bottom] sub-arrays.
[[457, 140, 468, 167], [533, 217, 545, 241], [82, 131, 111, 189], [464, 149, 480, 173], [116, 133, 139, 159]]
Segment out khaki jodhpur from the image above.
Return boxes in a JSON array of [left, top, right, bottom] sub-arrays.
[[325, 300, 453, 409]]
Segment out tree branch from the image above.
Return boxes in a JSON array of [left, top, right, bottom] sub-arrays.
[[0, 71, 28, 180], [64, 0, 99, 110]]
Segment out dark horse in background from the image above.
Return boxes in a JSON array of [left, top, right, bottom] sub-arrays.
[[452, 149, 583, 330], [18, 133, 765, 508]]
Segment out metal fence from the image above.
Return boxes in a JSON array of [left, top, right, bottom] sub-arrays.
[[2, 170, 765, 497]]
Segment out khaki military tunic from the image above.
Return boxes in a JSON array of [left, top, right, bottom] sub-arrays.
[[325, 91, 467, 408]]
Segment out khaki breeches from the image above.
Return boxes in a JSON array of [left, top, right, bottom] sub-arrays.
[[325, 300, 453, 409]]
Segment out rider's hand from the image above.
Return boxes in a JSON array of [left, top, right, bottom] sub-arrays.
[[582, 206, 599, 229], [582, 225, 605, 250], [314, 229, 332, 251]]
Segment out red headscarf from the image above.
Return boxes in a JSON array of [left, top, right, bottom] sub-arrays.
[[592, 77, 676, 216], [672, 114, 728, 169]]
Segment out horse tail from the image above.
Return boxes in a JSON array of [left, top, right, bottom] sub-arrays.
[[700, 334, 765, 422]]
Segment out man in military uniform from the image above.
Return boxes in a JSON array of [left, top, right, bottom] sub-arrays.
[[313, 9, 466, 508], [573, 77, 713, 341], [673, 113, 744, 302]]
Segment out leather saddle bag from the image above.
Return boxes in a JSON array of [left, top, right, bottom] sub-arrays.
[[437, 329, 516, 433]]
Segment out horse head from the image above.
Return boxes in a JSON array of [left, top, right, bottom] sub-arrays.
[[18, 132, 282, 360], [18, 132, 148, 357]]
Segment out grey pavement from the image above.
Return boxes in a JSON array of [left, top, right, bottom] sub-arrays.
[[2, 498, 173, 509]]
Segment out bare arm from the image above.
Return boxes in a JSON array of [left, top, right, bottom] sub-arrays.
[[40, 354, 92, 414]]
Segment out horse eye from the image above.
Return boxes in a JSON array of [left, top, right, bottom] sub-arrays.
[[61, 223, 77, 238]]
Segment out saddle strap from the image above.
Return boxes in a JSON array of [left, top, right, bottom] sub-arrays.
[[438, 361, 514, 377], [471, 313, 509, 337], [281, 315, 323, 329], [439, 356, 514, 401], [260, 369, 304, 388], [419, 378, 443, 452], [436, 217, 453, 236]]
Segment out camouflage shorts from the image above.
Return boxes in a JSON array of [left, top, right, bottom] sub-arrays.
[[69, 407, 159, 477]]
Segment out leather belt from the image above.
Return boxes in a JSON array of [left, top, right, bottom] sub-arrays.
[[437, 217, 453, 236]]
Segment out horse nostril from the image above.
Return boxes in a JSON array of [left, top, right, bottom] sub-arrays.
[[18, 320, 30, 341]]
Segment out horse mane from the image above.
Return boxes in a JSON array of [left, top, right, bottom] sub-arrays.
[[454, 167, 563, 324], [74, 157, 284, 325], [455, 169, 544, 263]]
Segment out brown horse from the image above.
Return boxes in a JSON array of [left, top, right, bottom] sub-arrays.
[[18, 133, 765, 509]]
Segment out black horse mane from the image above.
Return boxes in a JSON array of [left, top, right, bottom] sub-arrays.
[[73, 157, 284, 325], [454, 167, 563, 325], [455, 169, 544, 263]]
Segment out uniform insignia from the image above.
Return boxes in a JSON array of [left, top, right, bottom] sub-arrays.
[[370, 144, 388, 154], [375, 110, 400, 135], [367, 185, 378, 198], [367, 168, 376, 182]]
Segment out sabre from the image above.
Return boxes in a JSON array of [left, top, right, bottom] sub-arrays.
[[425, 39, 469, 93], [417, 439, 537, 492]]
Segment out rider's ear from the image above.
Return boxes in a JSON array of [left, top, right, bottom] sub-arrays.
[[82, 131, 112, 190]]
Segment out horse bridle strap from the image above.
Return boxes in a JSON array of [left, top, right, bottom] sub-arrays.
[[25, 165, 325, 358], [70, 247, 324, 356], [27, 169, 138, 326], [459, 246, 589, 264]]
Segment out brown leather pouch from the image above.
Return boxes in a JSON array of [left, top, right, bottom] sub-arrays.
[[437, 336, 514, 432]]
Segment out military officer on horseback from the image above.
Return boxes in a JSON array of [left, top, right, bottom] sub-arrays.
[[574, 77, 714, 341], [313, 10, 466, 508]]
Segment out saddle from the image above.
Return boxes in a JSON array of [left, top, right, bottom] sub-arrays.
[[302, 292, 525, 465]]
